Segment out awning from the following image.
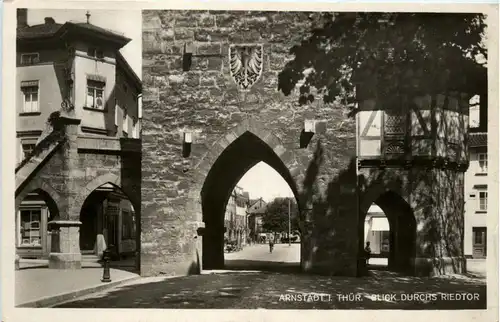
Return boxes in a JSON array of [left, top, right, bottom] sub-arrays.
[[370, 217, 390, 231]]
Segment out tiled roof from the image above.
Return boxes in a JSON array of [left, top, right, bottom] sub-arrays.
[[66, 22, 130, 43], [17, 23, 63, 39], [17, 21, 130, 46], [469, 132, 487, 147], [116, 51, 142, 92], [248, 204, 267, 214]]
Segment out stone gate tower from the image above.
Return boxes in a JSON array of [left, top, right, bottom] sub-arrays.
[[356, 81, 469, 275], [141, 10, 469, 277]]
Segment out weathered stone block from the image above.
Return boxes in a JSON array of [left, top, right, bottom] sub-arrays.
[[48, 253, 82, 269], [174, 28, 194, 41], [175, 16, 198, 28], [198, 14, 215, 27], [159, 28, 175, 41], [196, 43, 221, 56]]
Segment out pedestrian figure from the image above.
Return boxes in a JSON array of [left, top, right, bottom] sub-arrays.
[[364, 241, 371, 266], [269, 236, 274, 253]]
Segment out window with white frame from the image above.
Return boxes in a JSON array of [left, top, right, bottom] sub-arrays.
[[20, 53, 40, 65], [21, 82, 39, 113], [478, 191, 487, 211], [19, 209, 42, 247], [86, 80, 105, 109], [478, 153, 487, 173]]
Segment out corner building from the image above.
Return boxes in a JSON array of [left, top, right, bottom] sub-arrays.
[[15, 9, 142, 268], [142, 10, 470, 277]]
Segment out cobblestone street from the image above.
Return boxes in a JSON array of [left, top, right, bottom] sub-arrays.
[[56, 245, 486, 309]]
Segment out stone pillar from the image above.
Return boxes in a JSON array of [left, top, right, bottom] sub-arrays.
[[48, 220, 82, 269], [300, 209, 314, 273], [412, 169, 466, 276], [48, 114, 83, 269]]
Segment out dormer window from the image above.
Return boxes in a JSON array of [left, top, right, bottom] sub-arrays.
[[20, 53, 39, 65], [87, 47, 104, 59]]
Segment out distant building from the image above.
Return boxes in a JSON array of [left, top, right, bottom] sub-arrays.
[[464, 132, 487, 258], [247, 198, 267, 243], [224, 185, 249, 246], [16, 9, 141, 261], [464, 94, 488, 258]]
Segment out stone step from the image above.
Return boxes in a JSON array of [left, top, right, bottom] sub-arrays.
[[82, 255, 100, 263]]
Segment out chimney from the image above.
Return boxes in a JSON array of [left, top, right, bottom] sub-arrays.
[[17, 8, 28, 29], [44, 17, 56, 24]]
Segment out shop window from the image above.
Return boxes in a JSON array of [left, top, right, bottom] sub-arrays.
[[121, 210, 136, 240], [19, 209, 42, 247]]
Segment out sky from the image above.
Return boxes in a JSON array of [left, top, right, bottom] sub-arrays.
[[237, 162, 294, 202], [27, 9, 141, 79]]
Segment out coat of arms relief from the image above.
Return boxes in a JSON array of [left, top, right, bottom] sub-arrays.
[[229, 44, 264, 90]]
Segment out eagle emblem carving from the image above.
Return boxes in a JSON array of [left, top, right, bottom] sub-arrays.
[[229, 44, 264, 90]]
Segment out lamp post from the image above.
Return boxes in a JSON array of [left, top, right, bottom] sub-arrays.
[[288, 198, 291, 247]]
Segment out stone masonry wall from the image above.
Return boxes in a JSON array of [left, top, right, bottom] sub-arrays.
[[358, 166, 465, 275], [16, 124, 141, 231], [142, 10, 359, 277]]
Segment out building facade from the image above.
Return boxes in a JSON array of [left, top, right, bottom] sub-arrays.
[[464, 94, 488, 259], [464, 133, 488, 258], [247, 198, 267, 243], [15, 9, 142, 262], [224, 185, 249, 247]]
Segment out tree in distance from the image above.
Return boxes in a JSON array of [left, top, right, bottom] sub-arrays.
[[261, 197, 300, 240]]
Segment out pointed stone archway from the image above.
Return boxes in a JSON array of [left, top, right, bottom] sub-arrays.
[[189, 120, 302, 270]]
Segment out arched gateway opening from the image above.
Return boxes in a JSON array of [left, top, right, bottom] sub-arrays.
[[201, 131, 300, 271], [361, 191, 417, 274], [80, 183, 138, 269]]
